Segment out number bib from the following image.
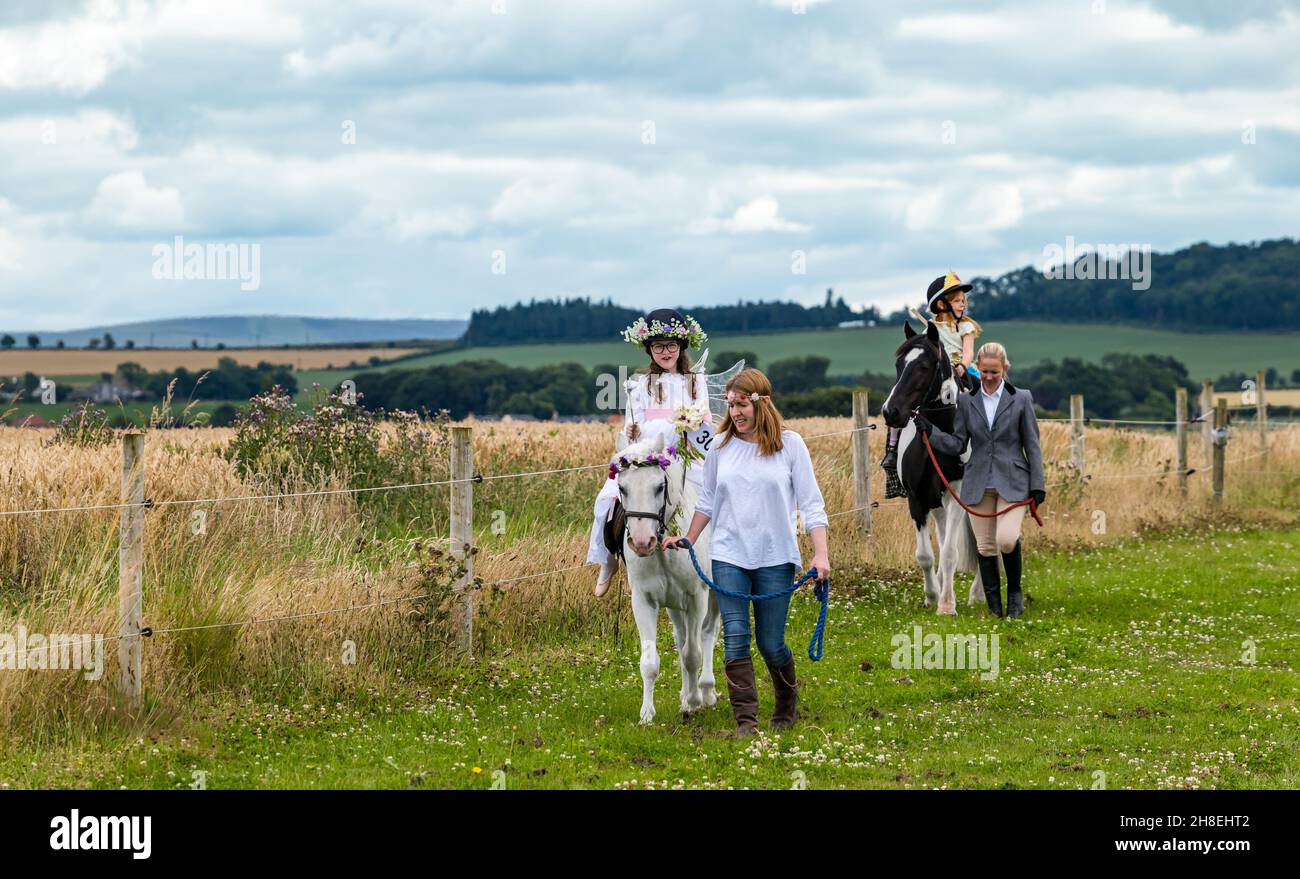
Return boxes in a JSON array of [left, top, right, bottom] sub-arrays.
[[687, 424, 715, 456]]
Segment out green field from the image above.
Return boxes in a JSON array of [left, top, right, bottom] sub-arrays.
[[299, 322, 1300, 388], [4, 526, 1295, 789]]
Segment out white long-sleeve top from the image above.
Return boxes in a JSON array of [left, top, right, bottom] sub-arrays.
[[695, 429, 828, 570]]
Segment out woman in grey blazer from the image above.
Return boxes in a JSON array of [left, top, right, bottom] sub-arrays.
[[914, 342, 1045, 618]]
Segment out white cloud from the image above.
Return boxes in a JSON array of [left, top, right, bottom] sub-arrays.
[[0, 0, 301, 95], [83, 170, 185, 234], [153, 0, 302, 44], [0, 1, 146, 93], [905, 184, 1023, 234], [689, 196, 811, 235], [2, 0, 1299, 327], [0, 207, 21, 269]]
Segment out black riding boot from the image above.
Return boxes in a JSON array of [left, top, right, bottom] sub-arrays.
[[1003, 540, 1024, 619], [977, 552, 1003, 618], [881, 430, 906, 498]]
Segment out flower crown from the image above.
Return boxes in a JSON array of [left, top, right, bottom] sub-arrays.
[[608, 446, 679, 480], [726, 390, 770, 403], [622, 315, 707, 349]]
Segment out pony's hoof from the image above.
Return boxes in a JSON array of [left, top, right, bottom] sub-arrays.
[[639, 706, 655, 725], [936, 603, 957, 616], [700, 685, 718, 708]]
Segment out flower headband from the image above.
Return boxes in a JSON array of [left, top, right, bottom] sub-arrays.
[[726, 390, 770, 403], [622, 315, 707, 349], [608, 446, 679, 480]]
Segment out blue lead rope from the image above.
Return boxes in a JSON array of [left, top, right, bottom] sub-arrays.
[[671, 539, 829, 662]]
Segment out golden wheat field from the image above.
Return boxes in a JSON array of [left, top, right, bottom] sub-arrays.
[[1216, 388, 1300, 408], [0, 347, 420, 377], [1, 416, 1297, 734]]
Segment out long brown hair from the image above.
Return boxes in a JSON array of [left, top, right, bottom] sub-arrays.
[[932, 291, 983, 336], [718, 368, 785, 456], [636, 348, 703, 404]]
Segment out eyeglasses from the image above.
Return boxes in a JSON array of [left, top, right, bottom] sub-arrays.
[[649, 342, 680, 354]]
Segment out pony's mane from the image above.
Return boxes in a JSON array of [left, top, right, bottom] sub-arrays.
[[611, 435, 674, 466], [893, 331, 937, 361]]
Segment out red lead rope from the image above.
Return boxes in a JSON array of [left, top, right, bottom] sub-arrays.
[[919, 428, 1043, 527]]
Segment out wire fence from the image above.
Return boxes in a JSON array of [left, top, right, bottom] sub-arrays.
[[8, 401, 1297, 662]]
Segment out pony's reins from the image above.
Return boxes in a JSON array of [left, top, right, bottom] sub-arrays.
[[667, 539, 829, 661], [916, 419, 1043, 527]]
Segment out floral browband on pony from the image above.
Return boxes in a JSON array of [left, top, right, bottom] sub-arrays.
[[608, 447, 681, 480], [622, 314, 707, 349]]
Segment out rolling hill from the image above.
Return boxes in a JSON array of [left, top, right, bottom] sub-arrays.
[[11, 315, 467, 349]]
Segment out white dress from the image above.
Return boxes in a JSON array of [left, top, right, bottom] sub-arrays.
[[587, 371, 715, 566]]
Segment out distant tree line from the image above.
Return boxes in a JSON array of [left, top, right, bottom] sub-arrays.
[[115, 357, 297, 400], [346, 349, 1286, 422], [1213, 367, 1299, 390], [462, 290, 874, 347], [349, 353, 897, 420], [885, 238, 1299, 332], [1010, 354, 1196, 419], [352, 361, 589, 419]]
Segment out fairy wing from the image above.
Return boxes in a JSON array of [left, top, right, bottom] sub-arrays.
[[694, 349, 746, 422]]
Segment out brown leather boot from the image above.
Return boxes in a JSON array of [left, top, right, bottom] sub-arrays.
[[723, 656, 759, 737], [766, 657, 799, 730]]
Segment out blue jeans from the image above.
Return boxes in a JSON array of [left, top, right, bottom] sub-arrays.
[[714, 559, 796, 666]]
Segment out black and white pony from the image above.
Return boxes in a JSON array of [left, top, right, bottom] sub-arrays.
[[880, 321, 982, 615]]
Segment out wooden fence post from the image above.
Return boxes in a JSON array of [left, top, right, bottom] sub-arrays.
[[1070, 394, 1086, 482], [1175, 386, 1188, 495], [118, 431, 144, 709], [450, 426, 474, 658], [1201, 380, 1214, 469], [1212, 398, 1227, 507], [851, 391, 872, 535], [1256, 369, 1267, 460]]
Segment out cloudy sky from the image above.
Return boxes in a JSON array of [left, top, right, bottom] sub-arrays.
[[1, 0, 1298, 330]]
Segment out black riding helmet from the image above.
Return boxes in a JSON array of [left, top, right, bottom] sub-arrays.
[[926, 271, 973, 316]]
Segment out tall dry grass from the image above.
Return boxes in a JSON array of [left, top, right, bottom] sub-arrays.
[[1, 416, 1297, 739]]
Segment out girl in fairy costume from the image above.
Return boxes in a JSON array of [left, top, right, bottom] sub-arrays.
[[589, 308, 720, 596], [881, 271, 982, 498]]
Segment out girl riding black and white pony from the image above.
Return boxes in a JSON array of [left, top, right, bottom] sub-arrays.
[[881, 272, 982, 499]]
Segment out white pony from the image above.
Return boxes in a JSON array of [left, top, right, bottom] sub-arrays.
[[611, 432, 721, 724]]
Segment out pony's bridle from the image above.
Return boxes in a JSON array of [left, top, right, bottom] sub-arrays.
[[620, 462, 687, 541], [902, 340, 955, 421]]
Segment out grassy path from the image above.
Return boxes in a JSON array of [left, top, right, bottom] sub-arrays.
[[4, 527, 1297, 790]]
